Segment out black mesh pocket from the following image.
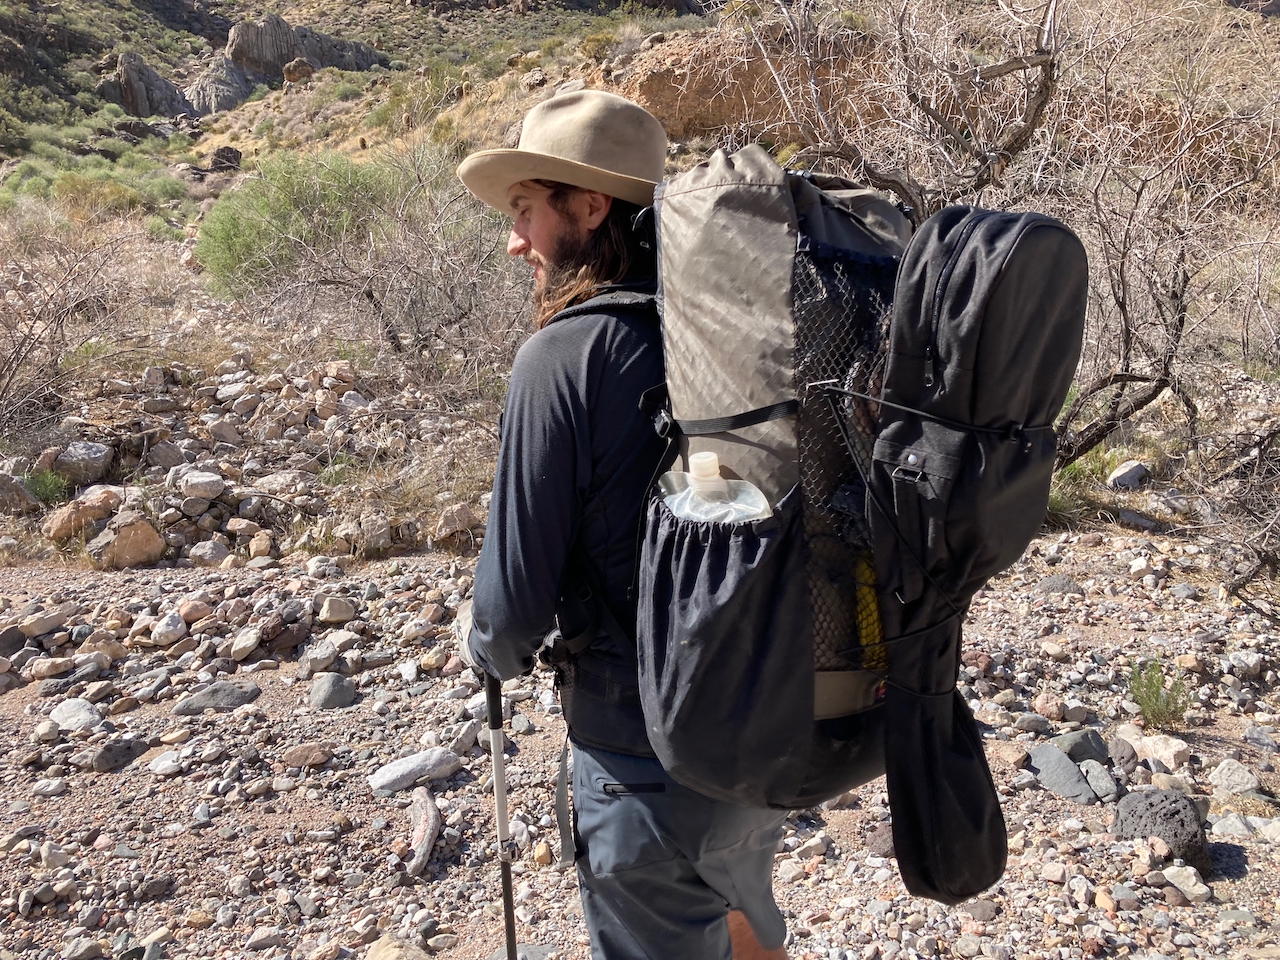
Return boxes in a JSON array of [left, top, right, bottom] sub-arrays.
[[792, 241, 898, 672]]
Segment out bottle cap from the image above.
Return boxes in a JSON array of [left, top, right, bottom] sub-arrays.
[[688, 451, 720, 480]]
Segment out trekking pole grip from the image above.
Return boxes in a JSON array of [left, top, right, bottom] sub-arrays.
[[485, 671, 504, 730]]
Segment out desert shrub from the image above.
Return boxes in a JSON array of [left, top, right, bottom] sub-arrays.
[[23, 470, 68, 505], [195, 152, 400, 294], [51, 172, 142, 219], [144, 214, 183, 242], [579, 31, 618, 60], [1128, 661, 1190, 732], [195, 140, 529, 408], [0, 107, 28, 153]]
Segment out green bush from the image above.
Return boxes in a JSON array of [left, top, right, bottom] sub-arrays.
[[51, 171, 142, 216], [23, 470, 69, 505], [145, 214, 183, 241], [1129, 661, 1190, 731], [0, 107, 28, 153], [194, 152, 400, 295], [579, 31, 618, 61]]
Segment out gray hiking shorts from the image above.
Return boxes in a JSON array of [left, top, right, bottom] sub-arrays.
[[571, 741, 788, 959]]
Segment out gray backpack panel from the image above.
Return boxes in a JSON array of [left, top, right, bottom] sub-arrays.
[[638, 146, 908, 807]]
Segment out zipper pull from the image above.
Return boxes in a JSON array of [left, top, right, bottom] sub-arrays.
[[923, 346, 936, 388]]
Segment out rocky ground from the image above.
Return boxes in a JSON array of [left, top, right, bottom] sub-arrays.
[[1, 523, 1279, 960], [1, 339, 1279, 960]]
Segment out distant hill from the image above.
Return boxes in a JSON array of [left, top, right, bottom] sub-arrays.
[[0, 0, 650, 155]]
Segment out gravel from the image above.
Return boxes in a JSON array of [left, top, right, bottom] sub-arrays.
[[1, 527, 1279, 960]]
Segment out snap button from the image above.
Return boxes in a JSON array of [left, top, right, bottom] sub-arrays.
[[906, 454, 919, 466]]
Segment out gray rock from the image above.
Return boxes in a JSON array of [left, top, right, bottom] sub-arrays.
[[171, 680, 261, 715], [486, 946, 556, 960], [50, 698, 102, 731], [1027, 745, 1097, 805], [150, 610, 188, 646], [33, 778, 68, 796], [61, 936, 103, 959], [1210, 812, 1254, 837], [1037, 573, 1085, 595], [189, 540, 231, 567], [147, 441, 188, 469], [1243, 724, 1279, 753], [1163, 863, 1211, 902], [367, 747, 462, 792], [53, 442, 115, 487], [0, 624, 24, 658], [1079, 759, 1121, 802], [1113, 789, 1210, 874], [0, 474, 40, 515], [1107, 459, 1151, 490], [1051, 729, 1110, 765], [1168, 583, 1200, 601], [184, 52, 258, 115], [245, 925, 283, 950], [1108, 736, 1139, 774], [1209, 758, 1260, 795], [310, 672, 355, 710], [299, 639, 338, 673], [179, 471, 226, 499], [318, 596, 356, 623], [98, 52, 194, 117], [1014, 712, 1052, 734], [89, 738, 149, 772], [1229, 651, 1263, 679]]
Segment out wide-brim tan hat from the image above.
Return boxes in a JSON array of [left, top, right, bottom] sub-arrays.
[[457, 90, 667, 211]]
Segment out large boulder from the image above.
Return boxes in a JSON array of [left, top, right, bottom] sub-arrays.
[[52, 442, 115, 487], [294, 24, 383, 72], [86, 510, 166, 569], [226, 14, 383, 77], [1113, 789, 1211, 875], [226, 13, 304, 76], [184, 53, 259, 116], [42, 488, 122, 541], [98, 53, 194, 118], [0, 474, 40, 515]]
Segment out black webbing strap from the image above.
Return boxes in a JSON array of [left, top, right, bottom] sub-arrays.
[[674, 398, 799, 438], [810, 380, 1053, 452]]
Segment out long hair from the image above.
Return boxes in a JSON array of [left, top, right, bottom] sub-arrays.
[[531, 180, 655, 329]]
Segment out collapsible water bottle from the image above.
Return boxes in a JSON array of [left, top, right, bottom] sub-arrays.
[[659, 451, 772, 523]]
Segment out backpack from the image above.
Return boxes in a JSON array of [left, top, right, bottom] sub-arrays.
[[636, 145, 1088, 904]]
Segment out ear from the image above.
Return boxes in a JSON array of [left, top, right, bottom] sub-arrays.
[[579, 190, 613, 232]]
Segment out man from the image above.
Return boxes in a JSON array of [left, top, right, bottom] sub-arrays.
[[454, 90, 790, 960]]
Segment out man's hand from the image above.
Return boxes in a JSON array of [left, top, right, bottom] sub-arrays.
[[452, 599, 477, 669]]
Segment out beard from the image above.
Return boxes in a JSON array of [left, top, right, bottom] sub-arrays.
[[531, 220, 594, 325]]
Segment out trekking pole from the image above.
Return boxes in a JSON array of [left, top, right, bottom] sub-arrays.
[[486, 671, 519, 960]]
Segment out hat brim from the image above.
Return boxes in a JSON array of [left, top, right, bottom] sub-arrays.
[[457, 149, 658, 211]]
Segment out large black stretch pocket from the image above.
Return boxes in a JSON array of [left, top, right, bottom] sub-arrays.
[[637, 486, 814, 808]]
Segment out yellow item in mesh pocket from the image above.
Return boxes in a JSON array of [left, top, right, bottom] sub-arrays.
[[855, 553, 886, 673]]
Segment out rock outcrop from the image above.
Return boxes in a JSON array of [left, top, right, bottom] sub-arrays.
[[96, 53, 194, 119], [184, 15, 385, 116], [184, 53, 259, 116]]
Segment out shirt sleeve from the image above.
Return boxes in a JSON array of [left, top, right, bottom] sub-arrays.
[[466, 325, 592, 679]]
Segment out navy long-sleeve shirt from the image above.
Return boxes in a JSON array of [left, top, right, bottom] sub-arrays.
[[468, 290, 665, 752]]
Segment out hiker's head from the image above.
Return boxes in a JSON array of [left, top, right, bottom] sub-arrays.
[[505, 179, 651, 327], [456, 89, 666, 326]]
